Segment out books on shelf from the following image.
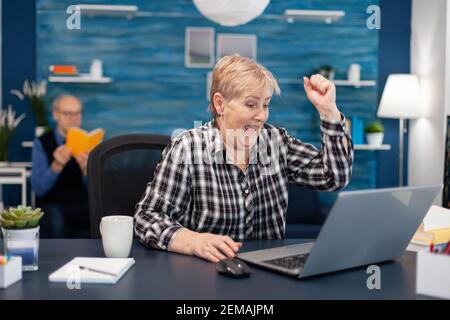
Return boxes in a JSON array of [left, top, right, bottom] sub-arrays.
[[49, 65, 78, 75], [66, 127, 105, 157], [349, 116, 364, 144]]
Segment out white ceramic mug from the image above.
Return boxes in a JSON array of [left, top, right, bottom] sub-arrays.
[[100, 215, 133, 258], [347, 63, 361, 83], [90, 59, 103, 78]]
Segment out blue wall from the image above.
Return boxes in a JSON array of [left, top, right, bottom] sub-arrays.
[[377, 0, 411, 187], [1, 0, 36, 206], [36, 0, 379, 208], [2, 0, 36, 161], [2, 0, 412, 207]]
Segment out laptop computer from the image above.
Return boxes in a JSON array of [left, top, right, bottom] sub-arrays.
[[236, 185, 442, 278]]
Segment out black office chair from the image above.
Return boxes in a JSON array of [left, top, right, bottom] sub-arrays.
[[87, 134, 171, 238], [285, 184, 331, 238]]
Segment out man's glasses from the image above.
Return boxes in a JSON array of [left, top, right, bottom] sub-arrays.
[[58, 110, 82, 117]]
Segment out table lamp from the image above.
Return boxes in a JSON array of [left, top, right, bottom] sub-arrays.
[[377, 74, 424, 186]]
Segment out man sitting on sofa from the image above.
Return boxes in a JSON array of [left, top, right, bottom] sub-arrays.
[[31, 95, 90, 238]]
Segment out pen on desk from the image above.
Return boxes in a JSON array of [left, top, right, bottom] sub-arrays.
[[430, 242, 434, 253], [78, 265, 117, 277], [444, 241, 450, 255]]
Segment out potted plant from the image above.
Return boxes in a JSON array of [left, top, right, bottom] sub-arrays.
[[365, 121, 384, 146], [0, 206, 45, 271], [315, 65, 335, 80], [11, 80, 49, 137], [0, 106, 26, 162]]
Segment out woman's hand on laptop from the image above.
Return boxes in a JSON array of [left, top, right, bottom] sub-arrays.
[[171, 229, 242, 263]]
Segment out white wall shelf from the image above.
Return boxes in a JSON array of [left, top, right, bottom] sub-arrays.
[[333, 80, 376, 87], [354, 144, 391, 151], [82, 9, 344, 24], [278, 78, 376, 88], [48, 75, 112, 84], [284, 9, 345, 24], [78, 5, 138, 18]]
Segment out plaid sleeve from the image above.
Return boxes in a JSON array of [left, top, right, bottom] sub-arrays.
[[134, 136, 191, 251], [282, 113, 354, 191]]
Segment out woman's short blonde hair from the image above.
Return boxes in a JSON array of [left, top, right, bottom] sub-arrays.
[[209, 54, 281, 118]]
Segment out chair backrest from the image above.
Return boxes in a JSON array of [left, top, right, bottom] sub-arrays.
[[286, 184, 322, 224], [87, 134, 171, 238]]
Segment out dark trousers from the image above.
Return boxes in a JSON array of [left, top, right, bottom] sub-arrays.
[[38, 201, 90, 238]]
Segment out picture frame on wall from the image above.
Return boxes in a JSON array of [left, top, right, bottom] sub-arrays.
[[206, 71, 212, 101], [217, 34, 257, 61], [443, 116, 450, 208], [185, 27, 215, 68]]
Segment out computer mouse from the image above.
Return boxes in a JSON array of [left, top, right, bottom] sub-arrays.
[[216, 258, 251, 278]]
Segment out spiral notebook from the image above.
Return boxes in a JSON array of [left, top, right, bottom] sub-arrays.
[[49, 257, 135, 284]]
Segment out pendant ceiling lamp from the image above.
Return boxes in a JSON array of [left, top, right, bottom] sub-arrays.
[[193, 0, 270, 27]]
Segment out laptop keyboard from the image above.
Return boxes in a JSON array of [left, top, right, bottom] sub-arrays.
[[263, 254, 309, 270]]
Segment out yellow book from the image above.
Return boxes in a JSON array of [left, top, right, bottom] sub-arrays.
[[66, 127, 105, 157]]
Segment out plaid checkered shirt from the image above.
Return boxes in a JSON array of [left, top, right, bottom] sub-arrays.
[[135, 115, 354, 250]]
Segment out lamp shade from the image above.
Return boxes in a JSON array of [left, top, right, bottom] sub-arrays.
[[377, 74, 424, 119], [193, 0, 270, 27]]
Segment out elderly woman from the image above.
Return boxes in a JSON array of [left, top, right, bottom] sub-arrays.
[[135, 54, 353, 263]]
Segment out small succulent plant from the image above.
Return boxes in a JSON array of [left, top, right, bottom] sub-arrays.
[[0, 205, 44, 229], [365, 121, 384, 133]]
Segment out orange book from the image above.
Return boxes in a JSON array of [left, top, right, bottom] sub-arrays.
[[66, 127, 105, 157], [49, 65, 78, 75]]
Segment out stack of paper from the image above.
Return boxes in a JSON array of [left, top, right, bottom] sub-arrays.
[[411, 205, 450, 247], [49, 257, 135, 284]]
